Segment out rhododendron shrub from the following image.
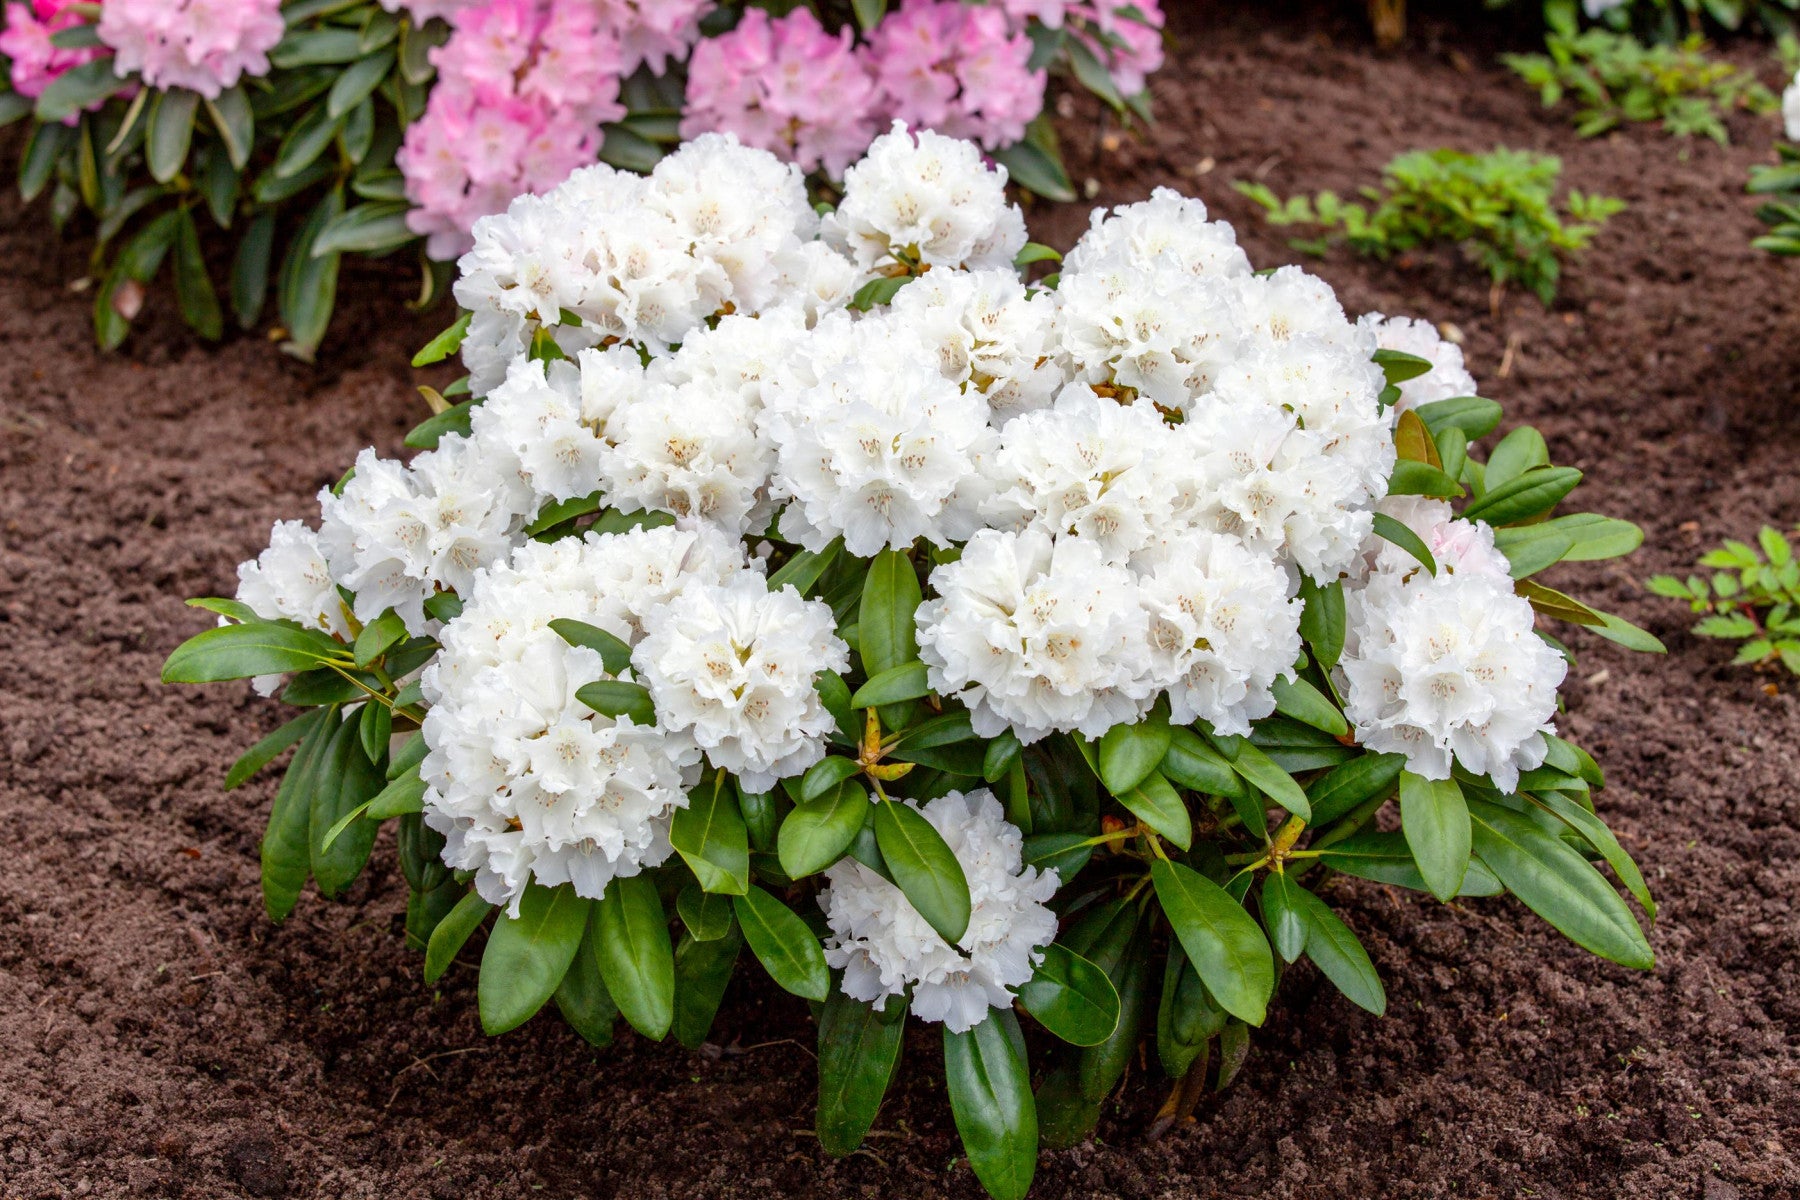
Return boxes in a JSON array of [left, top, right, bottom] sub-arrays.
[[2, 0, 1165, 355], [163, 129, 1660, 1200]]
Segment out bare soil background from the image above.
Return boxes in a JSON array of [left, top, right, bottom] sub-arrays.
[[3, 3, 1798, 1197]]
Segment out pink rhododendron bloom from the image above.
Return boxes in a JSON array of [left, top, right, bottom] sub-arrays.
[[681, 7, 879, 178], [399, 0, 628, 260], [597, 0, 714, 76], [97, 0, 286, 99], [0, 0, 106, 111], [1069, 0, 1165, 96], [999, 0, 1070, 27], [869, 0, 1044, 149], [379, 0, 480, 20]]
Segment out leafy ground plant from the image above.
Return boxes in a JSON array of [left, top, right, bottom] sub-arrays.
[[1648, 527, 1800, 673], [1503, 28, 1775, 143], [163, 128, 1661, 1200], [1747, 141, 1800, 253], [1237, 148, 1624, 306]]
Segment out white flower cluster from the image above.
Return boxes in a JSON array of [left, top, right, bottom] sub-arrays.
[[228, 125, 1579, 987], [821, 790, 1059, 1033], [1337, 497, 1567, 792]]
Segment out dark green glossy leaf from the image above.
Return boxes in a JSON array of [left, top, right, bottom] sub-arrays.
[[1293, 886, 1385, 1014], [733, 886, 828, 1001], [816, 986, 905, 1155], [1152, 859, 1273, 1026], [1399, 771, 1470, 902], [1097, 714, 1171, 795], [1117, 770, 1191, 850], [555, 910, 619, 1047], [1259, 871, 1307, 963], [672, 923, 742, 1049], [575, 679, 656, 726], [225, 710, 320, 791], [672, 776, 750, 895], [424, 889, 492, 983], [676, 883, 735, 941], [163, 620, 344, 683], [478, 883, 589, 1035], [1016, 943, 1120, 1046], [944, 1012, 1037, 1200], [594, 874, 676, 1039], [873, 798, 970, 946], [260, 707, 334, 921], [778, 781, 869, 879]]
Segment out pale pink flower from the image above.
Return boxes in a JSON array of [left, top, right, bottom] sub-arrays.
[[1068, 0, 1165, 96], [97, 0, 285, 99], [0, 0, 107, 111], [869, 1, 1043, 149]]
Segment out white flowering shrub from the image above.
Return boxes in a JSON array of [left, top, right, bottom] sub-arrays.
[[165, 126, 1664, 1199]]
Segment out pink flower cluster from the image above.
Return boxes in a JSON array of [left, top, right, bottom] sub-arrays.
[[680, 7, 879, 179], [869, 2, 1044, 150], [95, 0, 285, 100], [380, 0, 481, 22], [0, 0, 106, 108], [1068, 0, 1165, 95]]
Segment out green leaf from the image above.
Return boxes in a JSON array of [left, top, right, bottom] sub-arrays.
[[575, 679, 656, 726], [1259, 872, 1308, 963], [1399, 771, 1470, 902], [1484, 426, 1549, 490], [1017, 943, 1121, 1046], [850, 0, 888, 31], [351, 609, 406, 668], [1116, 770, 1192, 850], [1151, 859, 1274, 1026], [387, 731, 428, 780], [777, 781, 869, 879], [1528, 790, 1655, 919], [1493, 524, 1576, 578], [594, 874, 676, 1039], [1586, 608, 1667, 654], [1014, 241, 1062, 267], [273, 100, 346, 179], [671, 776, 750, 896], [859, 548, 922, 681], [1372, 511, 1437, 575], [1270, 675, 1348, 736], [816, 987, 906, 1155], [203, 87, 254, 170], [849, 275, 911, 310], [1372, 347, 1434, 384], [171, 206, 223, 340], [145, 89, 199, 184], [412, 311, 471, 367], [34, 59, 125, 124], [1211, 735, 1310, 821], [327, 48, 395, 117], [277, 187, 344, 362], [1160, 728, 1249, 798], [1022, 832, 1093, 881], [404, 400, 474, 449], [672, 923, 742, 1049], [1292, 886, 1386, 1015], [983, 729, 1024, 784], [259, 708, 334, 920], [991, 129, 1077, 203], [424, 889, 492, 983], [366, 768, 426, 819], [849, 660, 931, 708], [1318, 830, 1503, 897], [166, 620, 345, 683], [18, 121, 73, 204], [478, 882, 590, 1035], [1387, 459, 1465, 498], [1305, 752, 1405, 827], [873, 798, 971, 946], [1467, 799, 1653, 969], [1298, 577, 1346, 669], [733, 885, 828, 1002], [1097, 714, 1172, 795], [230, 209, 275, 330], [311, 201, 415, 257], [309, 718, 382, 897], [1462, 467, 1582, 526], [676, 884, 735, 942], [555, 911, 619, 1048], [943, 1012, 1038, 1200], [225, 711, 319, 790], [767, 538, 842, 594], [798, 756, 862, 803]]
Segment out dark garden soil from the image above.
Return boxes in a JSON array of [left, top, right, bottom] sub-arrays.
[[4, 3, 1799, 1198]]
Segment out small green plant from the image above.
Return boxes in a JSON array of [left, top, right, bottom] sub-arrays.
[[1648, 527, 1800, 673], [1503, 29, 1775, 144], [1235, 148, 1625, 305], [1747, 145, 1800, 254]]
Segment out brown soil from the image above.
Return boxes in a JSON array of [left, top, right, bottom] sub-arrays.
[[4, 4, 1799, 1198]]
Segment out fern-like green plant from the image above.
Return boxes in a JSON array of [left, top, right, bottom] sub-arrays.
[[1647, 527, 1800, 673], [1235, 148, 1624, 305], [1503, 29, 1775, 144]]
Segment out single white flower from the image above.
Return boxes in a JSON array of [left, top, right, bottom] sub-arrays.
[[1063, 187, 1252, 281]]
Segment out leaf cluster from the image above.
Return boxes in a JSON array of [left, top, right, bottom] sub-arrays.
[[1503, 29, 1775, 144], [1746, 142, 1800, 254], [163, 331, 1661, 1199], [1529, 0, 1800, 43], [1236, 148, 1625, 305], [1648, 526, 1800, 673]]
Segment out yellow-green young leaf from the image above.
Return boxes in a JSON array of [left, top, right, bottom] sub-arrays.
[[1291, 886, 1386, 1015], [593, 875, 676, 1039], [1398, 771, 1470, 902], [411, 311, 471, 367], [424, 889, 492, 984], [943, 1012, 1038, 1200], [1467, 798, 1653, 970], [733, 885, 828, 1002], [1394, 408, 1441, 466], [816, 987, 906, 1156], [1150, 860, 1274, 1026], [1017, 943, 1121, 1046], [873, 798, 971, 945], [477, 883, 590, 1035]]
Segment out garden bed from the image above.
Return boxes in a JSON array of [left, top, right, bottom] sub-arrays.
[[2, 3, 1797, 1197]]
